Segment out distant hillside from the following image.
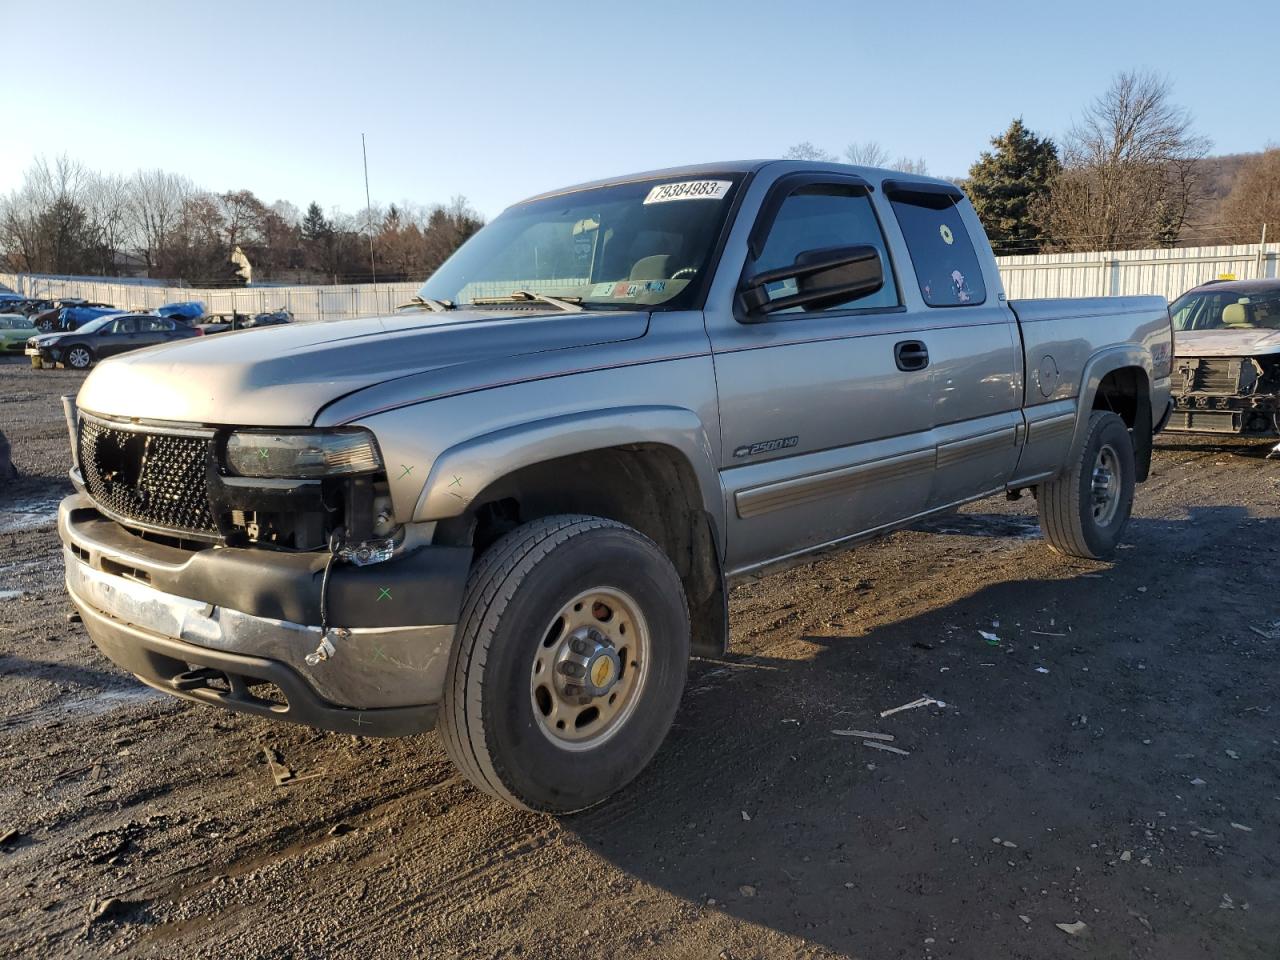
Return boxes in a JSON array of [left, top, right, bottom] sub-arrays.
[[1184, 152, 1261, 246]]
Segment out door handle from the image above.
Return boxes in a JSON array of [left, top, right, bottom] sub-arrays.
[[894, 340, 929, 372]]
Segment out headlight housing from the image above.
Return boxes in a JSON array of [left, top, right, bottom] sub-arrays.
[[225, 428, 383, 478]]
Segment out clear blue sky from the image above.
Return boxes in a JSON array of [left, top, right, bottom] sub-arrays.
[[4, 0, 1272, 219]]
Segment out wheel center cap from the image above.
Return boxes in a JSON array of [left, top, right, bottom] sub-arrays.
[[556, 627, 622, 701]]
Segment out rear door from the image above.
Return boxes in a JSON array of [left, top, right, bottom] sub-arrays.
[[708, 173, 937, 574], [882, 182, 1023, 509], [136, 316, 178, 347]]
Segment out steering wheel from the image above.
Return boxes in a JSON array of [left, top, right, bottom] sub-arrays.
[[670, 267, 698, 281]]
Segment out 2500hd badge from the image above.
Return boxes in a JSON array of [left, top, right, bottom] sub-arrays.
[[734, 436, 800, 458]]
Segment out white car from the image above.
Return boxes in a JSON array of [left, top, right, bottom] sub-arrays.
[[1168, 280, 1280, 436]]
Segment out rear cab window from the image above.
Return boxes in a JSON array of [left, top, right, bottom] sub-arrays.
[[888, 187, 986, 307]]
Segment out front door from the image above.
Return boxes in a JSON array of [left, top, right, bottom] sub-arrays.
[[708, 175, 937, 575]]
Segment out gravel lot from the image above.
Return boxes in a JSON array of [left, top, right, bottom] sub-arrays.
[[1, 355, 1277, 959]]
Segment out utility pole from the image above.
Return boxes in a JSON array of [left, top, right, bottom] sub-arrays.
[[362, 133, 377, 286]]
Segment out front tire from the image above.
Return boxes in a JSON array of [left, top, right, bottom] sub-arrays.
[[66, 345, 93, 370], [439, 515, 690, 813], [1038, 411, 1135, 559]]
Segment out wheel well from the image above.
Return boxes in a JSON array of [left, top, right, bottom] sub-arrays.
[[434, 444, 727, 657], [1092, 367, 1152, 481]]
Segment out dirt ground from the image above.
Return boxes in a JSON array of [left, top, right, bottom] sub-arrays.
[[1, 354, 1277, 960]]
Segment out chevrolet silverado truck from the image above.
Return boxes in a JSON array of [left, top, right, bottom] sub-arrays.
[[1166, 279, 1280, 436], [58, 161, 1173, 812]]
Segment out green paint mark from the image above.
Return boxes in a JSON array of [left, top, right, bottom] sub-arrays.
[[377, 587, 392, 602]]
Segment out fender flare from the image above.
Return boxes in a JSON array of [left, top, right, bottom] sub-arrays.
[[412, 405, 726, 552], [1068, 344, 1153, 457]]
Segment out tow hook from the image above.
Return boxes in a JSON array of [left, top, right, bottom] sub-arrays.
[[306, 627, 350, 666]]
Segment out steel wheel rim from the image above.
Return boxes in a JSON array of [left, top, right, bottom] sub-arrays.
[[69, 349, 90, 368], [1091, 443, 1121, 526], [530, 586, 651, 751]]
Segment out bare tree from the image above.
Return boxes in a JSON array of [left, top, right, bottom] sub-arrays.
[[83, 172, 131, 274], [1219, 146, 1280, 244], [129, 169, 193, 274], [891, 156, 930, 175], [844, 141, 890, 167], [783, 141, 836, 162], [1043, 71, 1210, 250], [0, 155, 99, 274]]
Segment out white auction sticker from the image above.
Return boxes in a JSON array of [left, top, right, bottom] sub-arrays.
[[643, 180, 732, 204]]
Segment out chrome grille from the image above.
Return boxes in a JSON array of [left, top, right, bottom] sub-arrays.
[[78, 416, 218, 537]]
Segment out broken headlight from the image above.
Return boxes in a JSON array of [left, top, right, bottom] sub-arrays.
[[225, 429, 383, 479]]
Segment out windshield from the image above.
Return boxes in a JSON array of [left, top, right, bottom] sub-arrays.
[[72, 314, 121, 334], [1171, 288, 1280, 331], [418, 176, 742, 310]]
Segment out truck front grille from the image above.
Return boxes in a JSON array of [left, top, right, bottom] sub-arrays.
[[78, 416, 218, 538]]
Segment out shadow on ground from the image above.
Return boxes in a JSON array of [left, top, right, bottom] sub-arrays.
[[562, 509, 1280, 959]]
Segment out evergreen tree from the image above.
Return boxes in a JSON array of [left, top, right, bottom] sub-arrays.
[[966, 119, 1060, 254], [300, 201, 332, 243]]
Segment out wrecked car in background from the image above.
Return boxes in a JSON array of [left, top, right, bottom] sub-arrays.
[[58, 160, 1172, 813], [1168, 279, 1280, 436], [26, 312, 200, 369], [196, 308, 293, 335]]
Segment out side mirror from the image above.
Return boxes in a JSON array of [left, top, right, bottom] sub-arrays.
[[739, 244, 884, 318]]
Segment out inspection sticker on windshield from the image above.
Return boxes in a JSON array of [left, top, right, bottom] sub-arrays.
[[643, 180, 732, 204]]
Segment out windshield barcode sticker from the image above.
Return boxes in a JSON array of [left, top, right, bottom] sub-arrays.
[[643, 180, 732, 204]]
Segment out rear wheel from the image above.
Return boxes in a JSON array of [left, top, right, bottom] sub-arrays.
[[1038, 411, 1135, 559], [440, 515, 690, 812], [66, 345, 93, 370]]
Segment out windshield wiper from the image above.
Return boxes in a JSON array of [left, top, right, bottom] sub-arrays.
[[471, 290, 584, 313], [400, 296, 456, 313]]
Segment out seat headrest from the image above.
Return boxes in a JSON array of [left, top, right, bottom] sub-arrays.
[[1221, 302, 1249, 327], [630, 255, 672, 281]]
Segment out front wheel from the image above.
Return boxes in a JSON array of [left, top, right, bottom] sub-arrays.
[[439, 515, 690, 812], [66, 345, 94, 370], [1037, 411, 1135, 559]]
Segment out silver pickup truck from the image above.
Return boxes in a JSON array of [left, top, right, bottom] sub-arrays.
[[58, 161, 1173, 812]]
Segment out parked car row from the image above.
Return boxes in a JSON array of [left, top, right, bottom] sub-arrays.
[[20, 301, 294, 368]]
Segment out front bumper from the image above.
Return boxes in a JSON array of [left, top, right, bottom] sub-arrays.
[[59, 494, 472, 736]]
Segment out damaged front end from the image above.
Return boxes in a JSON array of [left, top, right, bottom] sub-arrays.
[[59, 403, 470, 735], [1168, 355, 1280, 436]]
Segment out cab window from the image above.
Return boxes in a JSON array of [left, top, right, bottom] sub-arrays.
[[753, 185, 898, 314], [889, 192, 987, 307]]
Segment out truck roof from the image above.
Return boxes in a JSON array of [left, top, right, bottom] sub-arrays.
[[516, 160, 957, 207]]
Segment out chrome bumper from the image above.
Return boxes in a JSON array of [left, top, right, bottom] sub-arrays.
[[65, 548, 454, 712]]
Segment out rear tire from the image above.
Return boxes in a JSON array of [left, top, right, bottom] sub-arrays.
[[1038, 411, 1135, 559], [440, 515, 690, 812]]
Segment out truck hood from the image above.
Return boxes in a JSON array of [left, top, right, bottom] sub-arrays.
[[1175, 328, 1280, 358], [76, 309, 649, 426]]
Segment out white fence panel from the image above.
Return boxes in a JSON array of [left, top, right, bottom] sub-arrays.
[[997, 243, 1279, 301]]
